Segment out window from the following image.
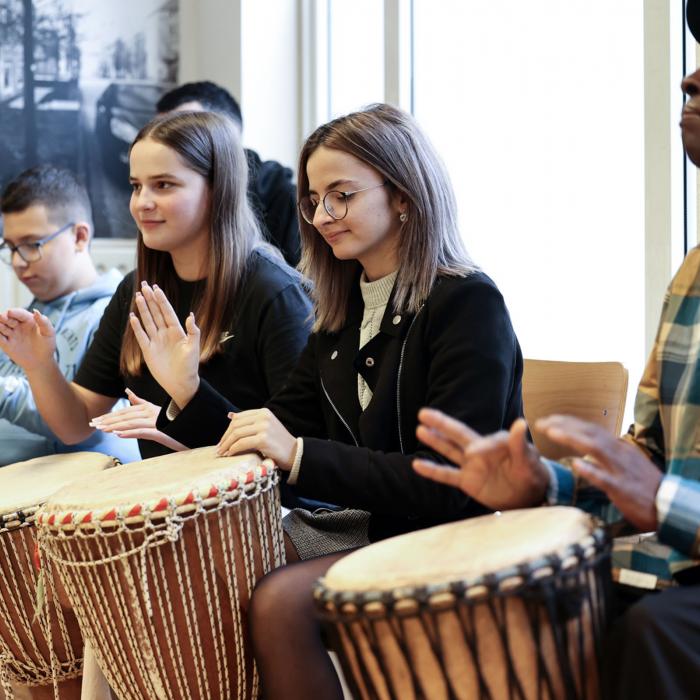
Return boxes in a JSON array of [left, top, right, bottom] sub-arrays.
[[327, 0, 385, 118], [412, 0, 647, 421]]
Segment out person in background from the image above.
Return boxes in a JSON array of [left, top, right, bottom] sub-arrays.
[[412, 5, 700, 696], [0, 165, 139, 465], [157, 80, 301, 266]]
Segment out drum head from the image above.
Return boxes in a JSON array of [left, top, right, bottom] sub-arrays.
[[0, 452, 114, 517], [323, 507, 596, 591], [41, 447, 264, 517]]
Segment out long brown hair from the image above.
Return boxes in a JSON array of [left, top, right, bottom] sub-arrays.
[[298, 104, 477, 333], [120, 111, 262, 375]]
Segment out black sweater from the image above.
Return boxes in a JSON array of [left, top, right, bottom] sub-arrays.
[[75, 249, 312, 459], [246, 149, 300, 266], [159, 270, 524, 541]]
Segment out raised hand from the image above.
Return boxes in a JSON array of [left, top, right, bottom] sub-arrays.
[[217, 408, 298, 469], [537, 415, 662, 531], [129, 282, 201, 408], [412, 409, 549, 510], [0, 308, 56, 372], [89, 388, 188, 452]]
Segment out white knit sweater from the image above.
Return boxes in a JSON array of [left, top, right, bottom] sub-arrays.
[[358, 270, 397, 410]]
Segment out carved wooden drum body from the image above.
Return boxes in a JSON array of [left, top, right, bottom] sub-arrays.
[[0, 452, 115, 699], [315, 507, 611, 700], [36, 447, 284, 700]]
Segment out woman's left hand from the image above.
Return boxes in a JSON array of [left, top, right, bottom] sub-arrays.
[[89, 388, 189, 452], [129, 283, 201, 409], [217, 408, 298, 469]]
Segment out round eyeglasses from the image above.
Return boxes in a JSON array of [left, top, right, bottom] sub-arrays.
[[0, 222, 75, 266], [298, 182, 387, 225]]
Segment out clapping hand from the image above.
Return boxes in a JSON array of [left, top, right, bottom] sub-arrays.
[[0, 308, 56, 372], [129, 282, 201, 409]]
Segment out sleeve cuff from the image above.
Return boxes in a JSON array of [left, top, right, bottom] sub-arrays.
[[155, 378, 236, 448], [656, 475, 700, 557], [287, 437, 304, 486], [655, 475, 677, 525], [541, 458, 576, 505]]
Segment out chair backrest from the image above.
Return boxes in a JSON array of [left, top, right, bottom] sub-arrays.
[[522, 359, 629, 460]]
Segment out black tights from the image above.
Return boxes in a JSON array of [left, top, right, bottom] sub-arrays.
[[249, 542, 354, 700]]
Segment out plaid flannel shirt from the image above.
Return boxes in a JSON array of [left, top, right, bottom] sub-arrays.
[[544, 247, 700, 587]]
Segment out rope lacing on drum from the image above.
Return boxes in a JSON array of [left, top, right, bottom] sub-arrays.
[[36, 469, 284, 700], [483, 573, 526, 700], [0, 507, 33, 533], [315, 524, 613, 700], [412, 586, 463, 699], [518, 562, 557, 700], [539, 553, 582, 700], [0, 653, 15, 700]]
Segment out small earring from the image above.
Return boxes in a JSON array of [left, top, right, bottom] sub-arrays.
[[399, 212, 408, 223]]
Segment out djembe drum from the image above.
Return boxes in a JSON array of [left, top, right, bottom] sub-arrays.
[[315, 507, 611, 700], [0, 452, 116, 699], [36, 447, 284, 700]]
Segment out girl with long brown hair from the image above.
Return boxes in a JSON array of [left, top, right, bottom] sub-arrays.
[[0, 111, 312, 460], [134, 103, 524, 697]]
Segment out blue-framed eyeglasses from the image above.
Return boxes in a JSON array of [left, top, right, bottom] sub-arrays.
[[0, 222, 75, 266]]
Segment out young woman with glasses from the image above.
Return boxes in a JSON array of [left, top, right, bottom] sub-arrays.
[[0, 111, 312, 462], [134, 103, 524, 698]]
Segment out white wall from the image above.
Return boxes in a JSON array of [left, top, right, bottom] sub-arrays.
[[241, 0, 299, 168], [179, 0, 299, 167]]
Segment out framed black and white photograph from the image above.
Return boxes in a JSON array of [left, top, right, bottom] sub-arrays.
[[0, 0, 178, 238]]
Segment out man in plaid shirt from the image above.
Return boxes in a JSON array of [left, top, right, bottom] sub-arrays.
[[412, 2, 700, 698]]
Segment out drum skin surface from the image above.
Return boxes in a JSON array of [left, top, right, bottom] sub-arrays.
[[0, 452, 114, 518], [37, 447, 285, 700], [317, 507, 611, 700], [324, 508, 594, 591]]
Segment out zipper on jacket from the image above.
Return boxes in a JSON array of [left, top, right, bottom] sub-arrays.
[[320, 375, 359, 446], [396, 307, 423, 454]]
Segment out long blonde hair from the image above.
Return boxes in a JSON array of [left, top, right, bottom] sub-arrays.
[[298, 103, 476, 333], [120, 111, 262, 375]]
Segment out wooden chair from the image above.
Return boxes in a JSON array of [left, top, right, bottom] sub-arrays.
[[522, 359, 629, 460]]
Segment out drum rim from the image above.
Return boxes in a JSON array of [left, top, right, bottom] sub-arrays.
[[0, 504, 40, 532], [35, 461, 277, 534], [314, 526, 609, 617], [0, 453, 118, 521]]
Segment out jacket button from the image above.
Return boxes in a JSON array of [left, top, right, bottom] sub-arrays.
[[365, 357, 375, 367], [331, 350, 338, 360], [392, 315, 401, 325]]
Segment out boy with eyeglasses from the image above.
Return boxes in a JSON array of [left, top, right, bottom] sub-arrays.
[[0, 165, 139, 465]]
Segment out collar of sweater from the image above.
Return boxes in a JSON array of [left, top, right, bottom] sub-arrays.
[[359, 270, 397, 310]]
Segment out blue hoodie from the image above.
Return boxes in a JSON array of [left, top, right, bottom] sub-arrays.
[[0, 269, 140, 465]]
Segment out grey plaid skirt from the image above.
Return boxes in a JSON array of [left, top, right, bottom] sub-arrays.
[[282, 507, 371, 560]]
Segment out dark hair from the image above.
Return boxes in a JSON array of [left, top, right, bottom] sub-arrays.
[[120, 110, 262, 375], [156, 81, 243, 128], [1, 164, 93, 227]]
